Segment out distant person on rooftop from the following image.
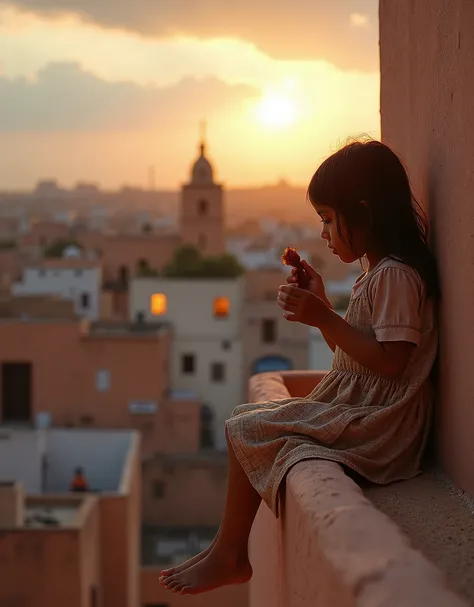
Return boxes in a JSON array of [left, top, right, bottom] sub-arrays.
[[159, 138, 439, 596], [70, 467, 89, 492]]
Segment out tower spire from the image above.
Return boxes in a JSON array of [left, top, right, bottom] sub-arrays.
[[199, 120, 207, 156]]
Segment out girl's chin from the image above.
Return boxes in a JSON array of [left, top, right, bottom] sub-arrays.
[[338, 252, 359, 264]]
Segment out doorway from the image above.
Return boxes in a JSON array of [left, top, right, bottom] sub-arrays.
[[2, 362, 32, 423]]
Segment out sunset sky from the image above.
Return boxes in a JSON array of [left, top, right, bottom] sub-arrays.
[[0, 0, 380, 190]]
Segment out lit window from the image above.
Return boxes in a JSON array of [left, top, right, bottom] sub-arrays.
[[151, 293, 167, 316], [213, 297, 230, 318]]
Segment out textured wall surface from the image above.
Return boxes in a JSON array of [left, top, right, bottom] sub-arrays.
[[250, 459, 467, 607], [380, 0, 474, 497]]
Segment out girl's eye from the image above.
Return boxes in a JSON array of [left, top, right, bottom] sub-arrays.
[[320, 219, 331, 225]]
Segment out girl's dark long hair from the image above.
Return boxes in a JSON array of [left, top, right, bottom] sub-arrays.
[[307, 139, 439, 297]]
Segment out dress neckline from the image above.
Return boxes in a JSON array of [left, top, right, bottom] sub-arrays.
[[354, 257, 388, 285], [351, 257, 390, 297]]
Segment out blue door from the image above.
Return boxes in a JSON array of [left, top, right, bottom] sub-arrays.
[[253, 355, 292, 374]]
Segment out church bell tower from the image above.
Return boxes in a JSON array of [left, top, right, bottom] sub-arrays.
[[179, 123, 225, 256]]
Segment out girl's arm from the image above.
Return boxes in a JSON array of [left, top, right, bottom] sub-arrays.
[[279, 266, 422, 377], [319, 309, 415, 379], [320, 297, 336, 352]]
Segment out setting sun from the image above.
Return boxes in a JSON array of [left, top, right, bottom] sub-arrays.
[[254, 93, 298, 129]]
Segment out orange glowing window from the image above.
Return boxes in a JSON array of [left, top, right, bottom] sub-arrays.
[[151, 293, 167, 316], [213, 296, 230, 318]]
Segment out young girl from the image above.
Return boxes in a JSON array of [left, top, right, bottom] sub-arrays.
[[159, 139, 438, 595]]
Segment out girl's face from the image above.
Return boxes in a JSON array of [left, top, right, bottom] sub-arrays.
[[315, 204, 367, 264]]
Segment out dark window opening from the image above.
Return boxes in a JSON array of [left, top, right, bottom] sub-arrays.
[[200, 404, 215, 449], [221, 340, 231, 351], [153, 480, 166, 498], [261, 318, 277, 343], [182, 354, 196, 374], [2, 362, 31, 422], [81, 292, 90, 309], [198, 199, 209, 216], [211, 362, 225, 383]]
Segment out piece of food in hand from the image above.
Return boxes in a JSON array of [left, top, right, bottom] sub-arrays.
[[281, 247, 310, 289]]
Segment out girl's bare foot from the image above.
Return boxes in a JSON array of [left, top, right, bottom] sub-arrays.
[[160, 533, 218, 578], [160, 548, 252, 595]]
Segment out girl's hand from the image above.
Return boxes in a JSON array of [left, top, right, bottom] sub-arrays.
[[286, 260, 328, 303], [277, 284, 332, 328]]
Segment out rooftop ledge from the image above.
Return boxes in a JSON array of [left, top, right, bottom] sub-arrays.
[[248, 371, 473, 607]]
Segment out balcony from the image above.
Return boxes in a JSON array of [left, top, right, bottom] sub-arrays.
[[247, 371, 473, 607]]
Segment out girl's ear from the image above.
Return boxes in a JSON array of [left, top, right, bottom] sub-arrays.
[[360, 200, 368, 208]]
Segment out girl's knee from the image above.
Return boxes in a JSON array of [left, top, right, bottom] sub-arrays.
[[230, 403, 249, 417]]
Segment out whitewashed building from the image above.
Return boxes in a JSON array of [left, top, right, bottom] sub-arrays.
[[12, 259, 102, 320], [130, 277, 245, 450]]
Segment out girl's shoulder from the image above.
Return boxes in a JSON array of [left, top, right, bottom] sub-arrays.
[[373, 257, 422, 281], [352, 257, 424, 300]]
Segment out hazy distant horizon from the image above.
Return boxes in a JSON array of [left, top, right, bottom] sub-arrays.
[[1, 0, 380, 189], [0, 176, 309, 195]]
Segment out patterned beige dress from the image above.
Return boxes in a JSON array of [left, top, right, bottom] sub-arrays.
[[225, 258, 438, 517]]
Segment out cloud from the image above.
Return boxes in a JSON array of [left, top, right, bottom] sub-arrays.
[[8, 0, 379, 70], [0, 62, 260, 132], [350, 13, 369, 27]]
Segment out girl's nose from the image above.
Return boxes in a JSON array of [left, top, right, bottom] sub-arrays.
[[320, 227, 329, 241]]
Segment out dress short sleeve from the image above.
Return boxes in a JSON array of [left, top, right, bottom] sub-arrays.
[[369, 266, 423, 345]]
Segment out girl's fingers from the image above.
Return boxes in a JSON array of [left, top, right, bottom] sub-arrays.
[[277, 294, 298, 311], [278, 291, 294, 303], [278, 301, 297, 313], [279, 285, 304, 298], [301, 260, 319, 279]]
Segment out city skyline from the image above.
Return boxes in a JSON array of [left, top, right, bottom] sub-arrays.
[[1, 0, 380, 190]]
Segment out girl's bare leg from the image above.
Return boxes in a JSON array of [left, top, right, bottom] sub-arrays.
[[159, 426, 261, 594]]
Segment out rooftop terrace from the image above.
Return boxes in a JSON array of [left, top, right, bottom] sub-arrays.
[[0, 428, 137, 495]]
